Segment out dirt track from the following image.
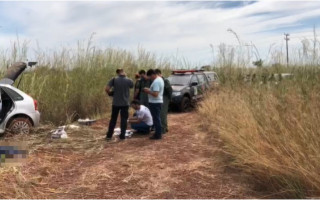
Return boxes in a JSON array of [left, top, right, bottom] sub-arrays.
[[0, 112, 258, 198]]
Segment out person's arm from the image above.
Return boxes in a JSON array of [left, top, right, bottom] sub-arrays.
[[105, 78, 114, 95], [105, 85, 111, 95], [134, 81, 140, 99], [144, 81, 160, 97], [134, 89, 139, 99], [128, 116, 142, 124], [144, 88, 159, 97], [129, 118, 142, 124]]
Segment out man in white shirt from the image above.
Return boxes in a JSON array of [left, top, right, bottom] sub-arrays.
[[128, 100, 153, 134]]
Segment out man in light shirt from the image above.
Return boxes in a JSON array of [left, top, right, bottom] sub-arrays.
[[143, 69, 164, 140], [128, 100, 153, 134]]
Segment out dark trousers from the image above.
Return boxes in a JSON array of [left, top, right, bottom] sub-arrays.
[[106, 106, 129, 139], [149, 103, 162, 138], [131, 122, 151, 133], [160, 96, 170, 133]]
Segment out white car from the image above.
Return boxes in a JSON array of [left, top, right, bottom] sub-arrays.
[[0, 62, 40, 134]]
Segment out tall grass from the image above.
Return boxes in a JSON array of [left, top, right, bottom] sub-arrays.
[[199, 66, 320, 197], [0, 39, 173, 124]]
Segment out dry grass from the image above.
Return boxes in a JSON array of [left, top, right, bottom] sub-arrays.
[[199, 78, 320, 198], [0, 113, 258, 199]]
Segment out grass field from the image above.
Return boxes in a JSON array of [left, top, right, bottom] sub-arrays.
[[0, 40, 173, 124], [1, 38, 320, 198], [199, 65, 320, 198]]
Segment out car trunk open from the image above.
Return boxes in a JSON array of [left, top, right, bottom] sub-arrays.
[[0, 62, 27, 85]]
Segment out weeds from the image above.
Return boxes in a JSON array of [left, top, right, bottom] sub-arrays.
[[199, 66, 320, 197]]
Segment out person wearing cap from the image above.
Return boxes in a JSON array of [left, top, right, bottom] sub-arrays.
[[105, 68, 134, 140]]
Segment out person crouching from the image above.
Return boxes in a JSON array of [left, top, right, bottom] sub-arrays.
[[129, 100, 153, 134]]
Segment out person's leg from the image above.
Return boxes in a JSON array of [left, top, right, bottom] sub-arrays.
[[106, 106, 120, 139], [161, 97, 169, 134], [150, 103, 162, 139], [119, 106, 129, 139], [131, 122, 150, 133], [155, 103, 162, 138]]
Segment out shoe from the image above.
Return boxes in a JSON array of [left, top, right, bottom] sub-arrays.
[[119, 136, 126, 140], [149, 135, 161, 140]]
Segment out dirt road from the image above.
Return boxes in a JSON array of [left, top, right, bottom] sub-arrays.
[[0, 112, 257, 198]]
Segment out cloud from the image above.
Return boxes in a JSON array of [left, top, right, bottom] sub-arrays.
[[0, 1, 319, 65]]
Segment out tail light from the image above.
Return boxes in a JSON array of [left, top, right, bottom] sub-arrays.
[[33, 99, 38, 111], [27, 94, 39, 111]]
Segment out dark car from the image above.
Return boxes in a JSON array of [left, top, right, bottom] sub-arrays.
[[168, 70, 211, 112]]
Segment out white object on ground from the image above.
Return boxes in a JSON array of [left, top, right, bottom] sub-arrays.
[[51, 126, 68, 139], [69, 124, 80, 129], [113, 128, 133, 137], [78, 118, 96, 125]]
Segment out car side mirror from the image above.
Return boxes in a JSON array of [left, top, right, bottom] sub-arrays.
[[191, 82, 198, 86]]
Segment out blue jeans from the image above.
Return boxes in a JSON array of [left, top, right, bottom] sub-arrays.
[[131, 122, 151, 133], [149, 103, 162, 138]]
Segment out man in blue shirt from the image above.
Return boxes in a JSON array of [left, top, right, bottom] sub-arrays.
[[143, 69, 164, 140]]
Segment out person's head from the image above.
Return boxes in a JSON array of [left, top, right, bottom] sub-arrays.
[[155, 69, 162, 77], [116, 68, 125, 76], [130, 99, 141, 110], [138, 70, 147, 79], [146, 69, 157, 80], [135, 73, 140, 80]]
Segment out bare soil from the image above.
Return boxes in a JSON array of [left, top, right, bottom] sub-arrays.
[[0, 112, 259, 198]]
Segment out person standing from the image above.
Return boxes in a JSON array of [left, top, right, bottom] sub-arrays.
[[128, 100, 153, 134], [134, 70, 151, 107], [134, 73, 141, 99], [105, 68, 133, 140], [143, 69, 164, 140], [155, 69, 172, 134]]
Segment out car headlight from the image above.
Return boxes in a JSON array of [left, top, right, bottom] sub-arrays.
[[172, 91, 181, 96]]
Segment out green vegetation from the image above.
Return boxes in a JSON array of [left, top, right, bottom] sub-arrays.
[[1, 35, 320, 197], [0, 39, 172, 124]]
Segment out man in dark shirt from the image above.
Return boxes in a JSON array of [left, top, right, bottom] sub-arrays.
[[134, 70, 151, 108], [105, 68, 134, 140]]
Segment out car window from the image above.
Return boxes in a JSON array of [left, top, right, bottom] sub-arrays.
[[197, 74, 206, 85], [206, 73, 214, 82], [2, 87, 24, 101], [168, 75, 192, 86], [213, 73, 219, 81], [190, 75, 198, 84]]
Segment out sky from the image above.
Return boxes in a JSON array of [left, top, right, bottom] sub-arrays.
[[0, 1, 320, 66]]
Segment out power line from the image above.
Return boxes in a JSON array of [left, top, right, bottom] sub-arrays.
[[284, 33, 290, 67]]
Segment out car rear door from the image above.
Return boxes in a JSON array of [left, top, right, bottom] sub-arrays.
[[189, 75, 199, 101], [196, 73, 208, 98]]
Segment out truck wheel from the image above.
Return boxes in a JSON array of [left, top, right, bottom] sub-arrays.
[[7, 117, 32, 134], [180, 97, 191, 112]]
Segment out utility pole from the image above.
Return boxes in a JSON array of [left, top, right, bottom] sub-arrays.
[[284, 33, 290, 67]]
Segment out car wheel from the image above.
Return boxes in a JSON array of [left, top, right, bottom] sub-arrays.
[[180, 97, 191, 112], [7, 117, 32, 134]]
